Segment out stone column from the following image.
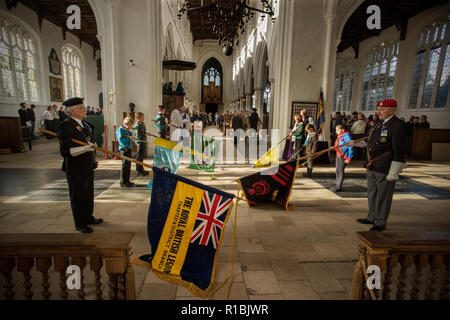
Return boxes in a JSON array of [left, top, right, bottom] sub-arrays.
[[100, 0, 122, 148], [322, 3, 338, 143], [246, 93, 253, 111], [254, 88, 264, 120]]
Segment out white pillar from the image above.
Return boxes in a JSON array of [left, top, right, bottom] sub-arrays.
[[254, 88, 264, 120], [99, 0, 122, 148], [322, 1, 338, 143], [145, 0, 163, 156], [246, 93, 253, 111]]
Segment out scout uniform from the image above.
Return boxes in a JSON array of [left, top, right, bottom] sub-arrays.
[[293, 120, 306, 158], [155, 112, 168, 138], [359, 99, 407, 231], [117, 124, 134, 187], [133, 120, 148, 175], [333, 130, 353, 191]]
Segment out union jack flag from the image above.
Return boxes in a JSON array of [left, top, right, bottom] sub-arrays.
[[190, 191, 233, 249]]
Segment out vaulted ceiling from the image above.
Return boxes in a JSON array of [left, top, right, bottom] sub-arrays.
[[5, 0, 99, 53], [338, 0, 448, 57], [186, 0, 237, 42]]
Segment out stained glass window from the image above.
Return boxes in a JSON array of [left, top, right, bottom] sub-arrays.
[[408, 19, 450, 109], [62, 45, 82, 99], [360, 41, 399, 111], [203, 67, 221, 87], [0, 15, 38, 102], [333, 60, 355, 112]]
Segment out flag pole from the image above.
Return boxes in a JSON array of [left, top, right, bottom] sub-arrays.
[[290, 136, 368, 164], [39, 128, 153, 169]]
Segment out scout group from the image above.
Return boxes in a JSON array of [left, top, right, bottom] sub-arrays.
[[56, 97, 406, 234]]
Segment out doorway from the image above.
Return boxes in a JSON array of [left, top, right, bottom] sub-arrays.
[[205, 103, 218, 116]]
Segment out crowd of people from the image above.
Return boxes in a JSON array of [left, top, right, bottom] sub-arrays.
[[17, 103, 103, 140], [156, 107, 269, 134], [330, 111, 431, 158], [55, 96, 408, 233]]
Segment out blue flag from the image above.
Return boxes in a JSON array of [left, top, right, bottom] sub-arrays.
[[147, 138, 182, 190], [317, 89, 326, 134], [134, 167, 235, 297]]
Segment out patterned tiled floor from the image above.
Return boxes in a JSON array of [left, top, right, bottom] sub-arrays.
[[0, 138, 449, 300]]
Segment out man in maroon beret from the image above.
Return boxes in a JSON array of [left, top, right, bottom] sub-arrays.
[[357, 99, 407, 231]]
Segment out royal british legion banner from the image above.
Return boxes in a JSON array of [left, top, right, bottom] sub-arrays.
[[135, 167, 235, 297]]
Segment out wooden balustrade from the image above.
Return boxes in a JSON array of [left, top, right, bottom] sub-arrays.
[[0, 233, 136, 300], [352, 232, 450, 300]]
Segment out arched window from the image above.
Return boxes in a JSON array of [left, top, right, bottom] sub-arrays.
[[408, 19, 449, 109], [333, 60, 355, 112], [0, 15, 38, 102], [203, 67, 221, 87], [360, 41, 399, 111], [62, 45, 82, 99]]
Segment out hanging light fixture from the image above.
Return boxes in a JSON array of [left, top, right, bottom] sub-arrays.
[[178, 0, 276, 54]]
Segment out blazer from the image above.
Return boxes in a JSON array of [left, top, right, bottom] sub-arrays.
[[365, 116, 407, 174], [57, 118, 96, 174]]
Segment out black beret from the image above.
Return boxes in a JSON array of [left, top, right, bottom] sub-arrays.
[[63, 97, 84, 107]]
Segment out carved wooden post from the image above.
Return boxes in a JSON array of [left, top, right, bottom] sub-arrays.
[[411, 254, 428, 300], [36, 257, 52, 300], [440, 255, 449, 300], [125, 261, 136, 300], [351, 245, 365, 300], [90, 257, 104, 300], [425, 254, 443, 300], [382, 253, 398, 300], [117, 274, 126, 300], [396, 254, 414, 300], [54, 257, 70, 300], [0, 258, 16, 300], [17, 257, 35, 300], [108, 274, 118, 300], [71, 256, 87, 300]]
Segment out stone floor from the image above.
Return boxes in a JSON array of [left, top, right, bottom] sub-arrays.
[[0, 137, 449, 300]]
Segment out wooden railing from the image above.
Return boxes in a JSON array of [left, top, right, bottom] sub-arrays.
[[0, 233, 136, 300], [352, 232, 450, 300]]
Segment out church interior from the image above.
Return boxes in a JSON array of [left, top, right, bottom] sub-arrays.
[[0, 0, 449, 302]]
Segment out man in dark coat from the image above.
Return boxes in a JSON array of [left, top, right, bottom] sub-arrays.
[[232, 112, 243, 145], [18, 103, 29, 127], [249, 108, 260, 131], [356, 99, 407, 232], [57, 97, 103, 233], [27, 104, 37, 140]]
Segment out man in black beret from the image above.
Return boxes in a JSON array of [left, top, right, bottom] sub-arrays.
[[56, 97, 103, 233]]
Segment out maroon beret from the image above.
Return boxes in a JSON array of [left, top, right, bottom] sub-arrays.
[[377, 99, 397, 108]]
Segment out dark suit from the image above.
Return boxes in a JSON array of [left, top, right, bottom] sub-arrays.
[[232, 115, 243, 145], [18, 108, 29, 126], [364, 115, 406, 227], [57, 118, 96, 229], [249, 112, 259, 130]]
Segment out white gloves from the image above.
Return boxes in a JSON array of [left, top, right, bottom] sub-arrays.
[[70, 143, 96, 157], [386, 161, 407, 181]]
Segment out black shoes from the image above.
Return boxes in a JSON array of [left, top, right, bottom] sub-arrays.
[[356, 218, 374, 225], [303, 169, 313, 178], [88, 218, 104, 225], [329, 186, 342, 192], [137, 171, 149, 176], [121, 182, 135, 188], [370, 225, 386, 232], [76, 226, 94, 234]]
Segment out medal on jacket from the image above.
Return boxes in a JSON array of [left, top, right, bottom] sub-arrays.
[[75, 124, 91, 142], [380, 129, 388, 143]]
